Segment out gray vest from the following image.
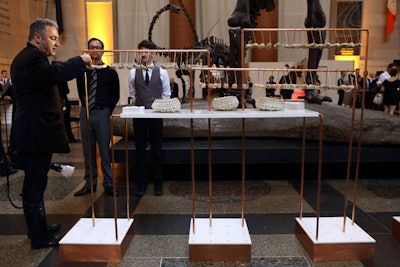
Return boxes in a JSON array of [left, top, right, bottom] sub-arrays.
[[134, 66, 162, 109]]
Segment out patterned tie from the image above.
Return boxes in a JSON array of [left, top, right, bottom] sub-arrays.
[[145, 69, 149, 85], [88, 70, 97, 110]]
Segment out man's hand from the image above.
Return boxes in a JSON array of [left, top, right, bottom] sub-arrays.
[[80, 54, 92, 65]]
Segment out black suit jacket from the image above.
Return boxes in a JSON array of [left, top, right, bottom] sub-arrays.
[[10, 43, 87, 154]]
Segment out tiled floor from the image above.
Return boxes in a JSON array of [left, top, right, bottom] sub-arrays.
[[1, 126, 400, 267]]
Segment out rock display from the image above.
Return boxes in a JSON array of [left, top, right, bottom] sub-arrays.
[[112, 100, 400, 145]]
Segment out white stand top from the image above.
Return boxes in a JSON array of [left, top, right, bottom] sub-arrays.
[[120, 108, 319, 119], [59, 218, 134, 245], [188, 218, 251, 245], [296, 217, 375, 244]]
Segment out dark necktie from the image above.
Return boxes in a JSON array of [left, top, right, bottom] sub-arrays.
[[145, 69, 149, 85], [88, 70, 97, 110]]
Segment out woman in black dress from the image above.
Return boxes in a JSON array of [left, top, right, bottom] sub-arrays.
[[381, 67, 400, 115]]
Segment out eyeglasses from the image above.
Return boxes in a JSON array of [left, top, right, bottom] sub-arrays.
[[89, 46, 103, 50]]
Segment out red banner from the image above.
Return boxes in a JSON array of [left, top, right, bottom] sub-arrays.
[[386, 0, 397, 35]]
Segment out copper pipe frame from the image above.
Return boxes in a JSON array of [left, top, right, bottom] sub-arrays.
[[83, 72, 96, 227], [109, 115, 119, 241]]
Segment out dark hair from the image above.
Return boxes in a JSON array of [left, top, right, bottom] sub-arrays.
[[1, 70, 6, 74], [138, 39, 156, 49], [88, 37, 104, 49], [387, 63, 395, 70]]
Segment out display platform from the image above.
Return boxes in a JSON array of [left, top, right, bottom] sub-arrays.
[[295, 217, 375, 261], [188, 218, 251, 262], [120, 108, 319, 119], [392, 216, 400, 239], [59, 218, 134, 262]]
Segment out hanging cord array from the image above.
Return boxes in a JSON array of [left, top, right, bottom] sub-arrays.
[[83, 49, 211, 71], [244, 28, 363, 50]]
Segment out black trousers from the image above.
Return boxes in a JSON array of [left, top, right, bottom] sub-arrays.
[[133, 118, 164, 190], [22, 153, 52, 204]]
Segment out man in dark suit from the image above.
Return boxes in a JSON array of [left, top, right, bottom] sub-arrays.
[[74, 37, 120, 197], [129, 40, 171, 197], [10, 18, 91, 250]]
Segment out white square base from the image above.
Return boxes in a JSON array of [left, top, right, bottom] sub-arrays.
[[295, 216, 375, 261], [188, 218, 251, 262], [59, 218, 134, 262]]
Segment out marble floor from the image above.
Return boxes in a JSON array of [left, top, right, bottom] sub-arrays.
[[1, 127, 400, 267]]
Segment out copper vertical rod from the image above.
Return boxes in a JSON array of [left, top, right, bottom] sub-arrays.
[[241, 71, 246, 111], [189, 70, 193, 112], [124, 117, 130, 220], [240, 29, 247, 111], [208, 118, 213, 227], [83, 72, 96, 227], [342, 70, 357, 232], [207, 74, 211, 112], [351, 30, 369, 224], [351, 77, 365, 225], [109, 115, 118, 241], [241, 118, 246, 227], [315, 114, 324, 240], [299, 118, 306, 219], [190, 118, 196, 233]]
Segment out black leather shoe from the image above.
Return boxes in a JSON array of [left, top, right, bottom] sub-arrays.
[[7, 167, 18, 175], [74, 185, 96, 197], [154, 189, 163, 196], [104, 186, 118, 197], [28, 223, 61, 239]]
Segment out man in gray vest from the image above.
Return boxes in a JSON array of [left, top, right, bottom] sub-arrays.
[[128, 40, 171, 196]]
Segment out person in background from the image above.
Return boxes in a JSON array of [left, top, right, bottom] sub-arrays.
[[377, 63, 396, 87], [369, 71, 384, 110], [10, 18, 91, 249], [0, 69, 18, 176], [381, 66, 400, 115], [0, 70, 12, 94], [170, 77, 179, 98], [337, 71, 346, 106], [129, 40, 171, 197], [265, 75, 276, 97], [74, 37, 120, 197]]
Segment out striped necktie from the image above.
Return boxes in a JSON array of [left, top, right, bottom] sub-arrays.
[[88, 70, 97, 110]]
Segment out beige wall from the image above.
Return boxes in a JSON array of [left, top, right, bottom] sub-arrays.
[[362, 1, 400, 73], [0, 0, 41, 71]]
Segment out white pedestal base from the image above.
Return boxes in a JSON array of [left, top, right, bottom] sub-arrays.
[[59, 218, 134, 262], [392, 216, 400, 239], [295, 217, 375, 261], [188, 218, 251, 262]]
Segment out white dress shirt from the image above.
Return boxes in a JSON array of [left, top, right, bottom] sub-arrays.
[[128, 63, 171, 103]]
